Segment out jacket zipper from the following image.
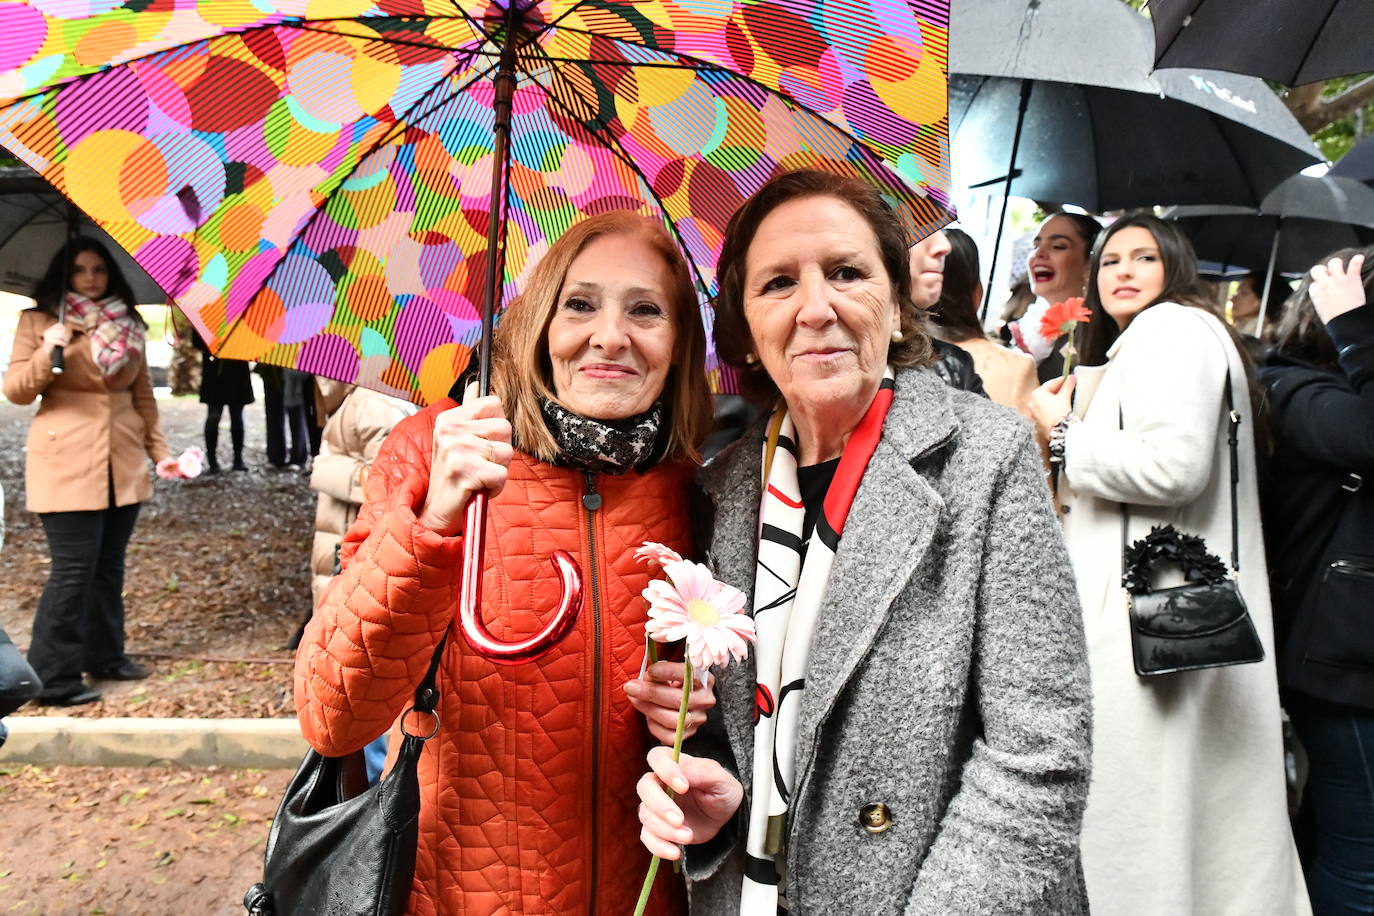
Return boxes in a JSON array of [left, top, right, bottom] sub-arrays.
[[582, 470, 604, 914], [1328, 559, 1374, 581]]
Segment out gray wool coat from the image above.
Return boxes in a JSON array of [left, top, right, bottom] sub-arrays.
[[683, 366, 1092, 915]]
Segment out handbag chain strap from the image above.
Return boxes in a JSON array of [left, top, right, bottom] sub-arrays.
[[1119, 338, 1241, 575]]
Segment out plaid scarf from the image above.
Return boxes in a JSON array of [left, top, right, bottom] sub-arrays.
[[65, 293, 144, 382], [741, 368, 895, 914]]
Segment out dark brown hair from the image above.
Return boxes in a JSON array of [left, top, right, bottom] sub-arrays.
[[1074, 212, 1269, 444], [1271, 245, 1374, 371], [1074, 212, 1217, 367], [711, 170, 934, 405], [32, 237, 143, 326], [929, 227, 986, 342]]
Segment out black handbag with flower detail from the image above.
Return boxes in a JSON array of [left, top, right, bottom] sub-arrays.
[[1121, 372, 1264, 677]]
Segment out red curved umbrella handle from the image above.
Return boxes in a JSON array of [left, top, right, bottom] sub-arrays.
[[458, 492, 584, 665]]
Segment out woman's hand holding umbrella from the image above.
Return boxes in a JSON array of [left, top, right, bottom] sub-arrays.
[[416, 395, 514, 537], [41, 322, 70, 370]]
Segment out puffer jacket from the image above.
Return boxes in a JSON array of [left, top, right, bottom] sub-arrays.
[[295, 400, 692, 916], [308, 385, 418, 606]]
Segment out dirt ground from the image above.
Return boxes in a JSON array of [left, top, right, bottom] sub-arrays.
[[1, 396, 316, 717], [2, 394, 317, 913], [0, 764, 291, 915]]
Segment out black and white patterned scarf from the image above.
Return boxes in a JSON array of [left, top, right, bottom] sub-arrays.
[[541, 399, 664, 474]]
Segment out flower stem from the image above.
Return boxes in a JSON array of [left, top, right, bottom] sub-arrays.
[[632, 657, 694, 916]]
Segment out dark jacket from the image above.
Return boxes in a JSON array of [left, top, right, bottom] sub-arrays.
[[193, 331, 254, 406], [932, 338, 988, 396], [1262, 303, 1374, 710]]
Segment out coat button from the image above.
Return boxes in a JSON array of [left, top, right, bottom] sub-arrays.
[[859, 803, 892, 834]]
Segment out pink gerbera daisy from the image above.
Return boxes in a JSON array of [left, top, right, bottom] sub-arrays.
[[634, 542, 685, 568], [643, 559, 754, 671]]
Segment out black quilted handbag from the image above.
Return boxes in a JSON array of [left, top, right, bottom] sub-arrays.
[[243, 635, 446, 916], [1120, 369, 1264, 677]]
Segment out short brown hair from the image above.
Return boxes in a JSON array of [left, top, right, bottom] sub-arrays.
[[711, 170, 934, 405], [491, 211, 713, 463]]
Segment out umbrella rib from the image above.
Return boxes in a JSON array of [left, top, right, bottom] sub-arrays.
[[538, 23, 928, 167], [519, 50, 714, 300], [276, 21, 494, 56], [1290, 1, 1344, 85], [0, 14, 489, 109], [215, 53, 506, 356]]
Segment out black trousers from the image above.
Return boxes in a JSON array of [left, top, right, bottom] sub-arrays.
[[28, 500, 141, 693], [262, 385, 309, 467]]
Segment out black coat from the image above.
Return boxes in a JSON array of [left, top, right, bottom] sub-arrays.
[[1262, 304, 1374, 710], [193, 332, 254, 406]]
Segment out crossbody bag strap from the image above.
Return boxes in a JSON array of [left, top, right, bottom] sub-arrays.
[[1119, 337, 1240, 574]]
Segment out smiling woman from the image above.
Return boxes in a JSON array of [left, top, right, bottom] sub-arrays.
[[293, 211, 715, 915], [636, 170, 1093, 915], [1027, 213, 1310, 916]]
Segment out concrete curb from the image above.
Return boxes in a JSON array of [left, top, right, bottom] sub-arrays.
[[0, 716, 308, 769]]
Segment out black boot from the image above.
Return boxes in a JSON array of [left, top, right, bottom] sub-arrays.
[[205, 422, 221, 474], [230, 418, 247, 471]]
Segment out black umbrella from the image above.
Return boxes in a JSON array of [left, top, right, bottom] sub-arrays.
[[1166, 174, 1374, 333], [0, 167, 166, 302], [950, 0, 1319, 311], [1150, 0, 1374, 86], [1330, 134, 1374, 187]]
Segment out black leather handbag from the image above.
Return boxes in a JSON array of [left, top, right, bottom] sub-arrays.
[[1121, 371, 1265, 677], [243, 635, 447, 916]]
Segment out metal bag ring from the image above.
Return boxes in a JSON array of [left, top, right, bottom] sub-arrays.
[[400, 706, 440, 740]]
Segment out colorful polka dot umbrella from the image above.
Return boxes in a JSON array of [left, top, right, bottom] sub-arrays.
[[0, 0, 953, 407]]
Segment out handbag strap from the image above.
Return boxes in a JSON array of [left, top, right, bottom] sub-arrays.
[[1120, 363, 1241, 574], [396, 628, 449, 742]]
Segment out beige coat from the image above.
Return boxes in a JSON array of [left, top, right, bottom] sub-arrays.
[[3, 308, 170, 513], [951, 336, 1037, 418], [308, 385, 417, 605]]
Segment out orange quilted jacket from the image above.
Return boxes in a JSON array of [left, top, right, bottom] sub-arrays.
[[295, 401, 692, 915]]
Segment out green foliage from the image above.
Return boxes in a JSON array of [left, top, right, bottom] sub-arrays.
[[1311, 74, 1374, 164]]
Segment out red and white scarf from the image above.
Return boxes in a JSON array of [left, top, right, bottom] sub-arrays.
[[65, 293, 143, 382], [741, 368, 895, 913]]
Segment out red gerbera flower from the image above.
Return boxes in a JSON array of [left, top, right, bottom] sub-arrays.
[[1039, 297, 1091, 343]]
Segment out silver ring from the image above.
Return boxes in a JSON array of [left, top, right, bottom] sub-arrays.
[[399, 705, 441, 740]]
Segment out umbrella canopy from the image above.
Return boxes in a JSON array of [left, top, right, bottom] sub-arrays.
[[1150, 0, 1374, 87], [1330, 134, 1374, 187], [1166, 174, 1374, 276], [0, 0, 954, 406], [0, 166, 165, 303], [949, 0, 1320, 211]]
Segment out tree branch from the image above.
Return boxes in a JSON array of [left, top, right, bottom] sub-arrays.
[[1285, 75, 1374, 133]]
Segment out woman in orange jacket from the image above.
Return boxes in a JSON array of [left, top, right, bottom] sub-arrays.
[[294, 212, 716, 914], [3, 238, 176, 707]]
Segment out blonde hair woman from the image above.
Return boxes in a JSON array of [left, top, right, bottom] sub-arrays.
[[295, 211, 713, 914]]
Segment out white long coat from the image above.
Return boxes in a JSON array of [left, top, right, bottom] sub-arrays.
[[1060, 303, 1309, 916]]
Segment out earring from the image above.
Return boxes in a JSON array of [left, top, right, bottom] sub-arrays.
[[744, 353, 757, 364], [891, 329, 903, 343]]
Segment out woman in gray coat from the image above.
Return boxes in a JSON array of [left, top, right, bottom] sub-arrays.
[[635, 171, 1092, 914]]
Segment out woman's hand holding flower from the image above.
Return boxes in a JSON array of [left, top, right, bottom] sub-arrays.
[[625, 661, 716, 744], [1310, 254, 1366, 323], [636, 747, 744, 860], [418, 395, 513, 536], [1029, 374, 1077, 442]]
